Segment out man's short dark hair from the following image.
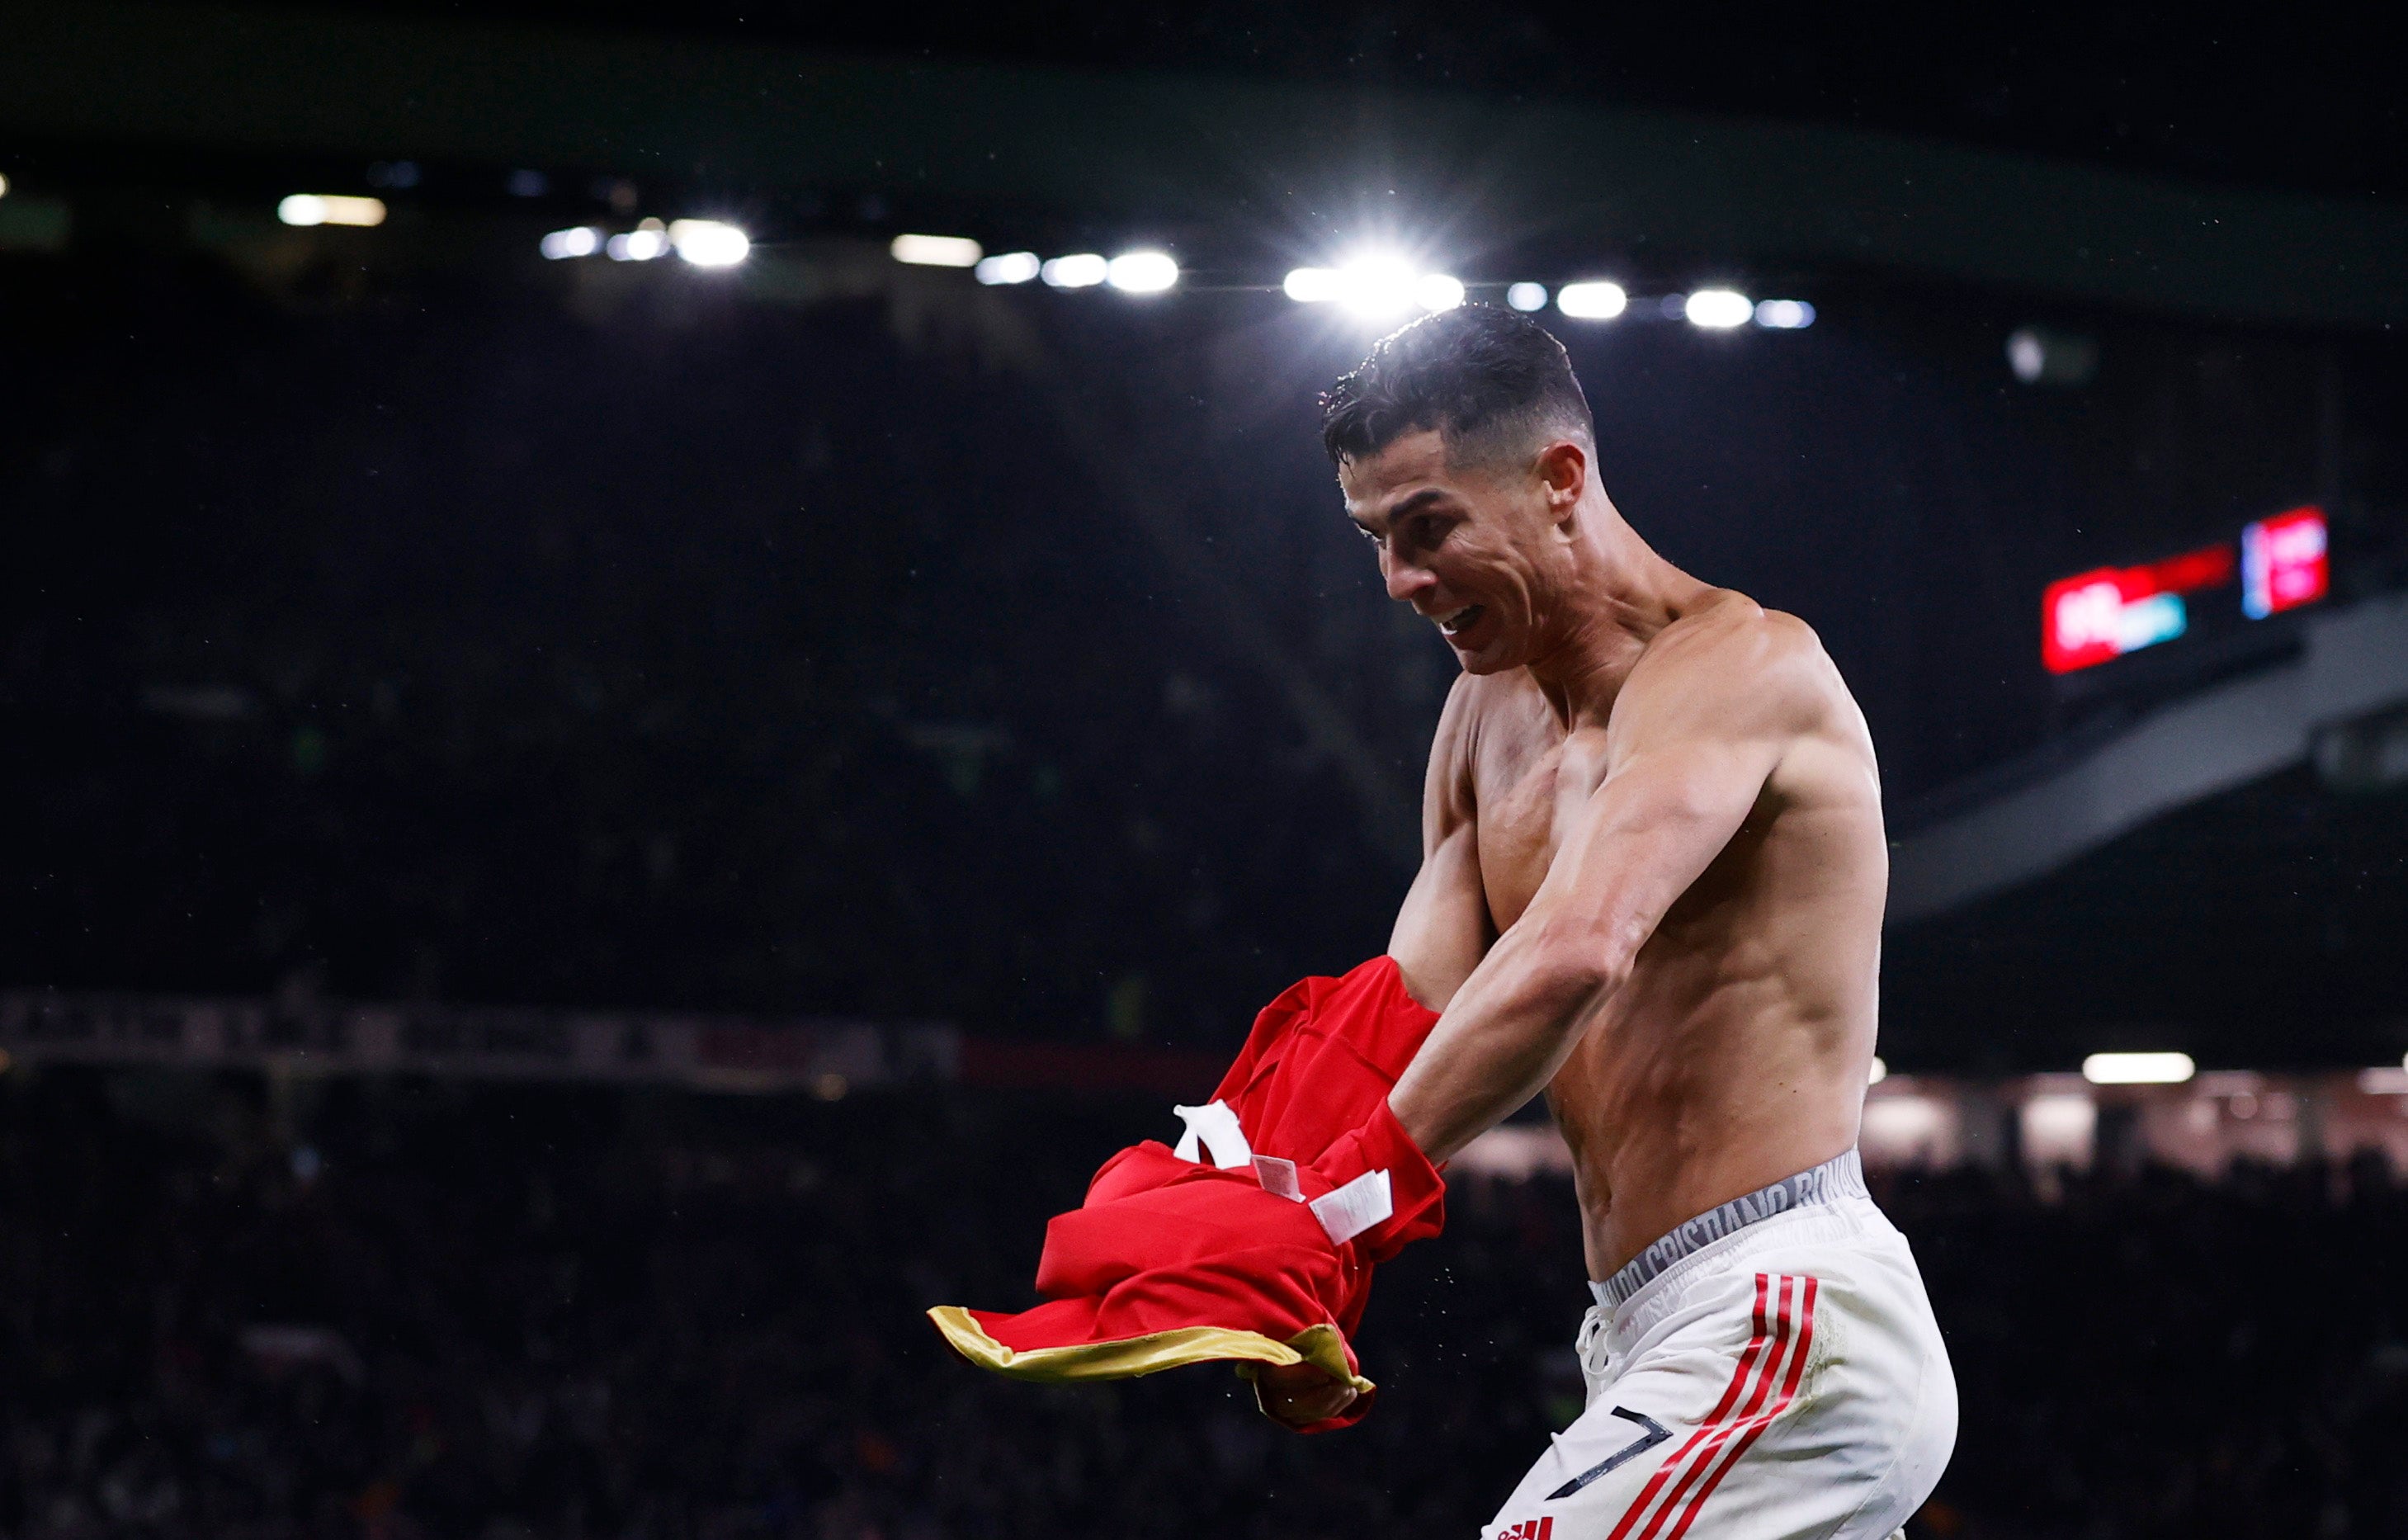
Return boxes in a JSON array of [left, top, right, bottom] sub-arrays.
[[1320, 305, 1594, 469]]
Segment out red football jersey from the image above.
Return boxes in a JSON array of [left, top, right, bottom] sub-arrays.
[[929, 956, 1447, 1431]]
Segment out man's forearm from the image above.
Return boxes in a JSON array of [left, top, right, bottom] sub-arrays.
[[1386, 913, 1619, 1163]]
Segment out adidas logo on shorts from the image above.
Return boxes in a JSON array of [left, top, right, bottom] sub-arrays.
[[1497, 1520, 1554, 1540]]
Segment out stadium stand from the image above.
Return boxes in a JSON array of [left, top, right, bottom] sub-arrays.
[[4, 1069, 2405, 1539]]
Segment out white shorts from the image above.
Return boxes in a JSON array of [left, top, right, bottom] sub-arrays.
[[1482, 1151, 1955, 1540]]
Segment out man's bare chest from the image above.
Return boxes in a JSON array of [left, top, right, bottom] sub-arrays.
[[1470, 719, 1611, 931]]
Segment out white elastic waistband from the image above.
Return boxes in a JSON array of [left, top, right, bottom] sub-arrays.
[[1589, 1148, 1867, 1312]]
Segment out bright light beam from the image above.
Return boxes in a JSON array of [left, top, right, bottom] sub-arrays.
[[1282, 255, 1457, 317], [1556, 281, 1627, 320], [2081, 1052, 2197, 1085], [1041, 253, 1109, 289], [670, 220, 750, 267], [540, 226, 602, 260], [1106, 251, 1179, 293], [607, 222, 668, 262], [890, 233, 983, 268], [1283, 267, 1342, 302], [1335, 255, 1416, 315], [1684, 289, 1754, 329], [975, 252, 1041, 285], [1414, 272, 1466, 311], [278, 194, 387, 228]]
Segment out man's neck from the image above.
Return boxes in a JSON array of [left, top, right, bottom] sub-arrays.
[[1523, 510, 1704, 730]]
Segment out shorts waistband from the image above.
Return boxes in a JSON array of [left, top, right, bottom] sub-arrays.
[[1589, 1148, 1868, 1313]]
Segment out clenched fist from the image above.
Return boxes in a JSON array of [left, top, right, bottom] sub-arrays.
[[1254, 1358, 1360, 1428]]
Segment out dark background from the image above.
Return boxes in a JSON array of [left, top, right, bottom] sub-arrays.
[[279, 0, 2408, 198], [6, 174, 2404, 1064], [5, 7, 2408, 1540]]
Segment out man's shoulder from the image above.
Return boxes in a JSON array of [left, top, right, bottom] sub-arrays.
[[1628, 596, 1842, 731], [1644, 592, 1823, 679]]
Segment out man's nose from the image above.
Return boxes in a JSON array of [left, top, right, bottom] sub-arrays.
[[1383, 551, 1435, 604]]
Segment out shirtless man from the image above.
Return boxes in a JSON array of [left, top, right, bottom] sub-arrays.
[[1261, 307, 1955, 1538]]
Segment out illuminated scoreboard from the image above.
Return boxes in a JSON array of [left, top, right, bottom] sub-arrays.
[[2240, 506, 2330, 619], [2042, 505, 2330, 675]]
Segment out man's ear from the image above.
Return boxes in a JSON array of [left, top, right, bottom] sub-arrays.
[[1533, 439, 1589, 522]]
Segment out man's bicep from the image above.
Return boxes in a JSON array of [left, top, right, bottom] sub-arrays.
[[1564, 617, 1815, 924], [1419, 674, 1480, 854], [1391, 818, 1493, 1010], [1537, 726, 1783, 972], [1393, 681, 1492, 1008]]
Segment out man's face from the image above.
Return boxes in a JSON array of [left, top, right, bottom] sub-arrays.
[[1340, 428, 1570, 675]]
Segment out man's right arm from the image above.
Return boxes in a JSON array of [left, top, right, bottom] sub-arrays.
[[1256, 683, 1489, 1432], [1386, 678, 1492, 1013]]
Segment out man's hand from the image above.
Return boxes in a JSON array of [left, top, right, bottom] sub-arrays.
[[1254, 1359, 1358, 1428]]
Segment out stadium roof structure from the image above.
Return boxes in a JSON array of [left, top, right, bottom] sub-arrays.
[[1891, 590, 2408, 923], [6, 0, 2407, 328]]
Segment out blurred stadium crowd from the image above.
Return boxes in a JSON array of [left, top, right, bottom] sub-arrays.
[[5, 1069, 2406, 1540], [22, 244, 2379, 1063], [0, 251, 1455, 1044]]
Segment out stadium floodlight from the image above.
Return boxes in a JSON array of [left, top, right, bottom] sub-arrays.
[[1041, 253, 1109, 289], [1106, 251, 1179, 293], [670, 220, 750, 267], [1555, 281, 1627, 320], [2081, 1051, 2196, 1085], [2007, 325, 2100, 387], [1283, 267, 1342, 302], [890, 233, 983, 268], [1334, 255, 1417, 315], [1414, 272, 1466, 311], [540, 226, 602, 260], [607, 222, 669, 262], [277, 193, 387, 228], [1684, 289, 1754, 329], [1504, 281, 1548, 313], [975, 251, 1042, 286], [1754, 299, 1815, 329], [1867, 1056, 1888, 1085], [1283, 254, 1461, 317]]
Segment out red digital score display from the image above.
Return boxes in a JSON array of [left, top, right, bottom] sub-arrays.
[[2041, 506, 2329, 674], [2042, 544, 2234, 674]]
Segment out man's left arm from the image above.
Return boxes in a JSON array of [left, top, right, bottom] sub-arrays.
[[1386, 616, 1815, 1163]]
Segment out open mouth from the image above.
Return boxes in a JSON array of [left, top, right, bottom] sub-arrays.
[[1436, 604, 1485, 637]]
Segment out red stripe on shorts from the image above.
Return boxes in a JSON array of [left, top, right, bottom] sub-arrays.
[[1607, 1273, 1818, 1540], [1603, 1273, 1778, 1540], [1660, 1275, 1819, 1538], [1633, 1275, 1801, 1539]]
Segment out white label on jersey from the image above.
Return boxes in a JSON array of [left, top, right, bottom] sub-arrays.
[[1251, 1155, 1303, 1201], [1310, 1169, 1393, 1245], [1170, 1101, 1254, 1169]]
